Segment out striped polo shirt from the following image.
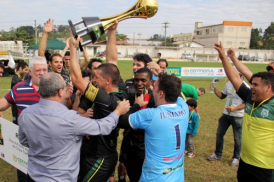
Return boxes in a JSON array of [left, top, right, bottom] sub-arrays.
[[5, 76, 40, 123]]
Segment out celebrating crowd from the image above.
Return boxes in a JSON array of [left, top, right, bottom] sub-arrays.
[[0, 18, 273, 182]]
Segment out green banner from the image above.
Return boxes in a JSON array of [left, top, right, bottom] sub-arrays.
[[166, 67, 181, 77]]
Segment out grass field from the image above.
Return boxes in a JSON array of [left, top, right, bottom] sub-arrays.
[[0, 60, 267, 182]]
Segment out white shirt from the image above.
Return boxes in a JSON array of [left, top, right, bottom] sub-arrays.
[[222, 81, 250, 117]]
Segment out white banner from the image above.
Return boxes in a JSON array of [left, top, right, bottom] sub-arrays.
[[0, 117, 28, 174], [180, 67, 226, 78]]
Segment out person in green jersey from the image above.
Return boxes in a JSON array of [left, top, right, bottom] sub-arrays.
[[215, 41, 274, 182], [181, 83, 205, 116]]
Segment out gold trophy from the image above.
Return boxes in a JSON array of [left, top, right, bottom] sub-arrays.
[[68, 0, 158, 50]]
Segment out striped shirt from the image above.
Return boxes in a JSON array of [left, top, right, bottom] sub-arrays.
[[5, 76, 40, 123]]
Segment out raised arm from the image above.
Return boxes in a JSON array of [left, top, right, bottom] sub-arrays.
[[106, 20, 118, 65], [215, 42, 243, 92], [227, 48, 253, 81], [38, 19, 56, 57], [147, 61, 162, 76], [213, 86, 223, 99], [69, 32, 89, 94], [79, 46, 90, 69], [60, 38, 70, 58]]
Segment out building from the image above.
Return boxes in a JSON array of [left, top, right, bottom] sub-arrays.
[[193, 21, 252, 48], [170, 33, 194, 43], [125, 33, 162, 46], [173, 41, 204, 48]]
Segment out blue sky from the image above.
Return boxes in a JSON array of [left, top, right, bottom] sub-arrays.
[[1, 0, 273, 38]]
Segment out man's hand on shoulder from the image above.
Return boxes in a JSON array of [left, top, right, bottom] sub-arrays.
[[114, 99, 130, 116], [134, 94, 149, 108]]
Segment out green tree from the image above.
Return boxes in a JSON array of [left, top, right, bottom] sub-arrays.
[[261, 22, 274, 49], [250, 28, 262, 49], [18, 26, 35, 35], [263, 22, 274, 38], [262, 35, 274, 49], [116, 34, 129, 41], [58, 25, 69, 33]]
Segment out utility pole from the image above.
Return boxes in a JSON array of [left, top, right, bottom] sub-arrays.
[[163, 22, 169, 46], [34, 20, 37, 44], [138, 33, 141, 46], [133, 32, 135, 45]]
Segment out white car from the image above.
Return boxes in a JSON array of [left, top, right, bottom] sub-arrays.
[[181, 53, 193, 59], [250, 56, 264, 62], [117, 52, 123, 58]]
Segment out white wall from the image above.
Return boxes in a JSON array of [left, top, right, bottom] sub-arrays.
[[84, 45, 274, 61]]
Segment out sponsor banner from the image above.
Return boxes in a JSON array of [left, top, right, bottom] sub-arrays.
[[181, 67, 226, 78], [0, 117, 28, 174], [166, 67, 181, 77]]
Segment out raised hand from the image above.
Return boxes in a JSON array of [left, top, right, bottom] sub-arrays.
[[227, 48, 236, 59], [44, 19, 56, 33], [108, 20, 118, 31], [214, 41, 226, 60], [147, 61, 161, 75], [69, 30, 80, 49]]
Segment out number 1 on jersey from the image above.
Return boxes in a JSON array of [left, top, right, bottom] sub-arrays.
[[174, 124, 181, 150]]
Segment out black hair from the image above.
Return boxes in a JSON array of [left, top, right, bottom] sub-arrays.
[[49, 53, 62, 62], [0, 63, 4, 71], [186, 99, 197, 108], [135, 67, 152, 80], [133, 53, 152, 67], [81, 69, 91, 78], [158, 52, 161, 56], [44, 52, 51, 62], [87, 58, 103, 70], [158, 73, 181, 102], [199, 87, 205, 94], [17, 61, 28, 70], [252, 72, 274, 91], [64, 51, 70, 56], [157, 59, 168, 68], [97, 63, 120, 87]]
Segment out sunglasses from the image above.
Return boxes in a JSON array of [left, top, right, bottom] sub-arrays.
[[266, 66, 274, 72]]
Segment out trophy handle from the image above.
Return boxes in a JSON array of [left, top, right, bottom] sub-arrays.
[[68, 20, 83, 51]]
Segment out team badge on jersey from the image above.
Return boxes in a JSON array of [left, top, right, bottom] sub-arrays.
[[261, 108, 269, 118]]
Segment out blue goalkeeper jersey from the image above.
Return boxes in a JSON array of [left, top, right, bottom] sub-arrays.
[[129, 97, 188, 182]]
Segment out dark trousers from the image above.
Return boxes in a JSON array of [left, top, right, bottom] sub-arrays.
[[237, 159, 274, 182], [27, 174, 35, 182], [17, 169, 27, 182]]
